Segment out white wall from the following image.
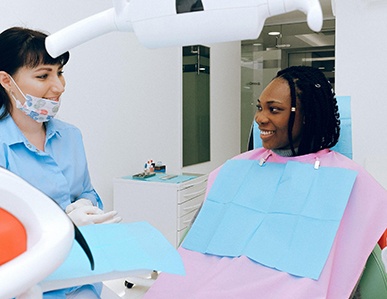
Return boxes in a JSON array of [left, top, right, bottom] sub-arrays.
[[183, 42, 241, 175], [2, 0, 241, 210], [335, 0, 387, 188]]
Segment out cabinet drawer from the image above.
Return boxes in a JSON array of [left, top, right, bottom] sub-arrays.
[[178, 193, 203, 218], [177, 208, 198, 231], [178, 178, 207, 204]]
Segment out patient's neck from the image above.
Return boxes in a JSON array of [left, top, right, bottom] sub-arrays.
[[272, 147, 298, 157]]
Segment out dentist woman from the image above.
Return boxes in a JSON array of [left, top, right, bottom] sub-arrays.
[[0, 27, 120, 298]]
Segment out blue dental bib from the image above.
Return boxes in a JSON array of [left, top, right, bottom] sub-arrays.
[[183, 160, 357, 280]]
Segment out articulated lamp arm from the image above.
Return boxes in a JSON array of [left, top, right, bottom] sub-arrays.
[[45, 0, 323, 58]]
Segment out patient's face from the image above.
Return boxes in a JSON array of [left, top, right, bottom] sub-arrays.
[[254, 78, 303, 150]]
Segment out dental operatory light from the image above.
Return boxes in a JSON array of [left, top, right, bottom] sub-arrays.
[[45, 0, 323, 58]]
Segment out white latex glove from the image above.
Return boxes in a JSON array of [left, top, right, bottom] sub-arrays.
[[66, 199, 122, 226], [65, 198, 94, 213], [382, 247, 387, 273]]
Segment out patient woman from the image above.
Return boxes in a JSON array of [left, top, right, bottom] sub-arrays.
[[0, 27, 121, 298], [144, 66, 387, 298]]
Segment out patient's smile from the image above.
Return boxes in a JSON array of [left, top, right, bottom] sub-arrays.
[[260, 130, 275, 136]]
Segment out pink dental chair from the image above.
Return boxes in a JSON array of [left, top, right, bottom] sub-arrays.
[[248, 95, 387, 298]]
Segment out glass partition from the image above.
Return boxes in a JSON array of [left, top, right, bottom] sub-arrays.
[[241, 20, 335, 152], [182, 45, 210, 167]]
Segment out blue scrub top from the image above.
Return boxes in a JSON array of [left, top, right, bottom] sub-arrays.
[[0, 113, 103, 210]]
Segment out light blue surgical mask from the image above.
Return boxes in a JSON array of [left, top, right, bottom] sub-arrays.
[[9, 76, 61, 123]]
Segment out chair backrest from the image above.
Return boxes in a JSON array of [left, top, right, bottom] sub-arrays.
[[358, 245, 387, 298]]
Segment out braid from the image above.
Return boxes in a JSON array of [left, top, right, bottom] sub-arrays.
[[275, 66, 340, 155], [280, 73, 298, 156]]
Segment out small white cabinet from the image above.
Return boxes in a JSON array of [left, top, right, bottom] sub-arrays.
[[113, 173, 208, 248]]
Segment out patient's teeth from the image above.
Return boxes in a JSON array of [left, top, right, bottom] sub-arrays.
[[261, 130, 274, 135]]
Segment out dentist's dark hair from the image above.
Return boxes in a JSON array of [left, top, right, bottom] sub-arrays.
[[0, 27, 70, 119], [275, 66, 340, 156]]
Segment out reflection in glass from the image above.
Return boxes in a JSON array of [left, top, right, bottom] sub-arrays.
[[183, 45, 210, 167], [176, 0, 204, 14], [241, 20, 335, 152]]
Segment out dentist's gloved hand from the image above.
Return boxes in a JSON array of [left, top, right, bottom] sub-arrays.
[[65, 198, 94, 213], [66, 198, 122, 226]]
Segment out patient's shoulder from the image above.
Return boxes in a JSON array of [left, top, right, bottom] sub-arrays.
[[232, 148, 268, 161]]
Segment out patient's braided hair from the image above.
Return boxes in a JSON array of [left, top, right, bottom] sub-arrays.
[[275, 66, 340, 156]]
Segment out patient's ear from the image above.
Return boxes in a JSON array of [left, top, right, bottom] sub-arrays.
[[0, 71, 12, 91]]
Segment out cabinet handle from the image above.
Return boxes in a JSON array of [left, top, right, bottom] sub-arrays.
[[183, 203, 202, 212], [183, 187, 206, 199], [183, 219, 193, 225], [183, 178, 208, 190]]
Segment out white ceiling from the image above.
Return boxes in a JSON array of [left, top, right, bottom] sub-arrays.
[[242, 0, 335, 50]]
